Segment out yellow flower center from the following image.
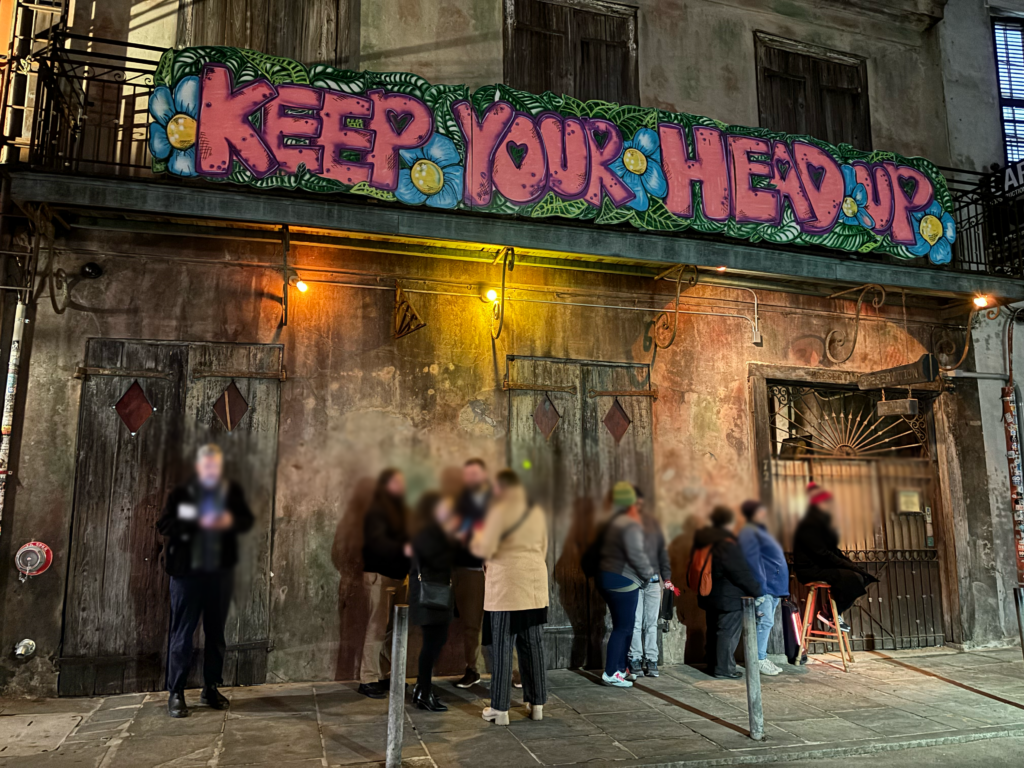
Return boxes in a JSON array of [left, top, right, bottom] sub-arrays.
[[622, 147, 648, 175], [166, 114, 196, 151], [919, 214, 943, 246], [411, 159, 444, 195], [842, 196, 859, 218]]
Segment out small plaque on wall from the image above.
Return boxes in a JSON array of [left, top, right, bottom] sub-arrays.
[[897, 489, 923, 515]]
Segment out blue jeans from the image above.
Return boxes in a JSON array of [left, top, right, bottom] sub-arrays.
[[755, 595, 781, 661], [598, 572, 640, 676]]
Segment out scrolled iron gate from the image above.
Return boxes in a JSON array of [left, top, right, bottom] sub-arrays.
[[765, 382, 948, 651]]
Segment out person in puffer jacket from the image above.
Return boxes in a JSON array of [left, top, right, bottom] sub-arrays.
[[737, 500, 789, 677]]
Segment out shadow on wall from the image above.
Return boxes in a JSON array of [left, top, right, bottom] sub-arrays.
[[555, 496, 608, 669], [669, 514, 707, 665]]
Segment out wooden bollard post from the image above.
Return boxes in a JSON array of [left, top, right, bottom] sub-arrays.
[[385, 604, 409, 768]]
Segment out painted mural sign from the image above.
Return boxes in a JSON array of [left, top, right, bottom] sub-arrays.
[[148, 47, 956, 265]]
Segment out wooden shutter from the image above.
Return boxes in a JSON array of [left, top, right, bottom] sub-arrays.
[[756, 34, 871, 150], [177, 0, 357, 67], [505, 0, 639, 105]]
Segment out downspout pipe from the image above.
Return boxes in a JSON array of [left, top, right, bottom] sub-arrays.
[[0, 299, 26, 538]]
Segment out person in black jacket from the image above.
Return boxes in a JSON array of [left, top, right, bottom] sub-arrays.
[[693, 506, 763, 679], [793, 482, 878, 633], [358, 468, 410, 698], [451, 458, 490, 689], [405, 492, 457, 712], [157, 444, 254, 718]]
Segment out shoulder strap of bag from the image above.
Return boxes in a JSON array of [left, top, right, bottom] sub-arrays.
[[500, 505, 533, 542]]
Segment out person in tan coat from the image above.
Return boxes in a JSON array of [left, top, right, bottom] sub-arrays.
[[470, 469, 548, 726]]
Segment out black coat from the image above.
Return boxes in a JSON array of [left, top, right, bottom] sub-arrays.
[[792, 507, 872, 584], [157, 479, 254, 576], [453, 487, 489, 568], [362, 494, 410, 580], [409, 522, 455, 626], [693, 526, 762, 613]]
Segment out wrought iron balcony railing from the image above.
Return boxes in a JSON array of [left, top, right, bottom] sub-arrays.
[[0, 30, 1021, 281]]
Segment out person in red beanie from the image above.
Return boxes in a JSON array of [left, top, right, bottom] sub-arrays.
[[792, 482, 878, 633]]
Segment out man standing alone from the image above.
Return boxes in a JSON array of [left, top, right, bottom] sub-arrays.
[[452, 458, 490, 688], [158, 444, 254, 718]]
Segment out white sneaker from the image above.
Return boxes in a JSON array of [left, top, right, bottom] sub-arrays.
[[525, 703, 543, 721], [482, 706, 510, 725], [758, 659, 781, 676], [602, 671, 633, 688]]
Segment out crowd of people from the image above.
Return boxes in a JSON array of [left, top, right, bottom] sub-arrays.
[[156, 446, 875, 719]]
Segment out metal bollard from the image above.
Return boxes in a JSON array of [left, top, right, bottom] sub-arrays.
[[741, 597, 764, 741], [1015, 587, 1024, 663], [385, 604, 410, 768]]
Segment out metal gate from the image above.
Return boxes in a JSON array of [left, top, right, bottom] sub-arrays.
[[766, 382, 947, 651]]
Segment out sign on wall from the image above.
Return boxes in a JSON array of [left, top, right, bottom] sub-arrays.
[[149, 47, 956, 265]]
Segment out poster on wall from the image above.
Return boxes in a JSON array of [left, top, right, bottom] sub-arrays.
[[148, 47, 956, 266]]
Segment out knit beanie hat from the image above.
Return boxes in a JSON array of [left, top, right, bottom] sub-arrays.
[[807, 481, 833, 506], [740, 500, 764, 521], [612, 481, 637, 509]]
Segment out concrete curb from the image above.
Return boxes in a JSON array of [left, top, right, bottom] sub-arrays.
[[630, 724, 1024, 766]]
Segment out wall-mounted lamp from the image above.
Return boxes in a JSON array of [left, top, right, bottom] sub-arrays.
[[287, 272, 308, 293], [974, 294, 990, 308], [484, 288, 499, 302]]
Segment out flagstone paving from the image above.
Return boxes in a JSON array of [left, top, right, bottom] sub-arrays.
[[2, 647, 1024, 767]]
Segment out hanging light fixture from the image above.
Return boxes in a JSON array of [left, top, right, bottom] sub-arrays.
[[287, 271, 308, 293]]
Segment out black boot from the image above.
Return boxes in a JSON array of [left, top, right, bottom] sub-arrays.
[[167, 691, 189, 718], [358, 682, 387, 699], [412, 684, 447, 712], [201, 685, 230, 710]]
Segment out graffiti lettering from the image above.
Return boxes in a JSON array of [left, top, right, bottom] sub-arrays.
[[150, 49, 956, 265]]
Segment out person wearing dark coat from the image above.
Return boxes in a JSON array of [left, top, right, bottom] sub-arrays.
[[358, 469, 410, 698], [793, 483, 878, 632], [407, 492, 457, 712], [157, 444, 254, 718], [692, 506, 763, 678], [451, 458, 491, 689]]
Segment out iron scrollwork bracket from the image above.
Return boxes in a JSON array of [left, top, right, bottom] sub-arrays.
[[824, 284, 887, 364]]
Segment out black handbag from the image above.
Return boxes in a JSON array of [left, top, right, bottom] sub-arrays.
[[414, 557, 452, 611]]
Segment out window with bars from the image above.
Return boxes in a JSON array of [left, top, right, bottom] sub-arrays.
[[995, 20, 1024, 162]]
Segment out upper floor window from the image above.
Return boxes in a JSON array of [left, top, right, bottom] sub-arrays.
[[504, 0, 639, 105], [994, 20, 1024, 163], [176, 0, 358, 68], [755, 33, 871, 150]]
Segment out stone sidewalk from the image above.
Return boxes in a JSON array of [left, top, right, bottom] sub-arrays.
[[2, 647, 1024, 767]]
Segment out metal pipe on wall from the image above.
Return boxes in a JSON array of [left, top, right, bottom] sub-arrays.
[[0, 300, 26, 538]]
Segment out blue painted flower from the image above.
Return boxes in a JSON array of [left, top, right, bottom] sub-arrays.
[[396, 134, 464, 209], [908, 200, 956, 265], [839, 165, 874, 229], [609, 127, 668, 211], [148, 76, 200, 177]]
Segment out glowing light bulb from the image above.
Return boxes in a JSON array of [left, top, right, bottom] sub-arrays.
[[716, 266, 727, 272], [486, 289, 499, 302], [974, 295, 989, 308], [295, 280, 308, 293]]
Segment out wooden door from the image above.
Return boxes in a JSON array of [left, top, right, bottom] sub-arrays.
[[506, 357, 654, 670], [60, 340, 188, 696], [181, 343, 282, 687], [60, 340, 282, 695]]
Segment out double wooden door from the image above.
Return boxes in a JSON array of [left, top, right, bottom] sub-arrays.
[[59, 340, 282, 696], [506, 356, 654, 669]]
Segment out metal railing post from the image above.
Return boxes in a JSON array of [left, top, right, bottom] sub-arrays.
[[1015, 587, 1024, 664], [741, 597, 764, 741], [385, 603, 409, 768]]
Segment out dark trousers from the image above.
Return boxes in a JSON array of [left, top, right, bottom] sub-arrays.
[[704, 609, 743, 677], [452, 568, 485, 672], [489, 611, 547, 711], [167, 572, 233, 693], [417, 622, 450, 695], [600, 587, 640, 676]]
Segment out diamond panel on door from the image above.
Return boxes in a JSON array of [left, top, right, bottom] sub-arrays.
[[603, 398, 631, 444], [114, 381, 154, 435], [534, 394, 561, 440], [213, 381, 249, 431]]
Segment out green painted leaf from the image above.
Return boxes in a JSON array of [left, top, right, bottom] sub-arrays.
[[595, 196, 633, 225], [559, 95, 585, 118], [365, 70, 429, 98], [478, 191, 519, 215], [471, 85, 499, 119], [152, 156, 168, 175], [350, 181, 398, 201], [296, 166, 351, 194], [238, 49, 310, 85], [530, 192, 589, 219], [154, 50, 173, 87], [425, 83, 470, 155], [630, 198, 689, 232], [609, 105, 656, 141], [308, 64, 366, 93]]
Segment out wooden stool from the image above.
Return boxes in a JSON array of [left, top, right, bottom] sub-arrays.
[[800, 582, 855, 672]]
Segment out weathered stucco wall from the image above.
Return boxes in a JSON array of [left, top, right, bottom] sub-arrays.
[[0, 225, 966, 694]]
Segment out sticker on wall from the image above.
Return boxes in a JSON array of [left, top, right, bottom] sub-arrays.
[[147, 47, 956, 265]]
